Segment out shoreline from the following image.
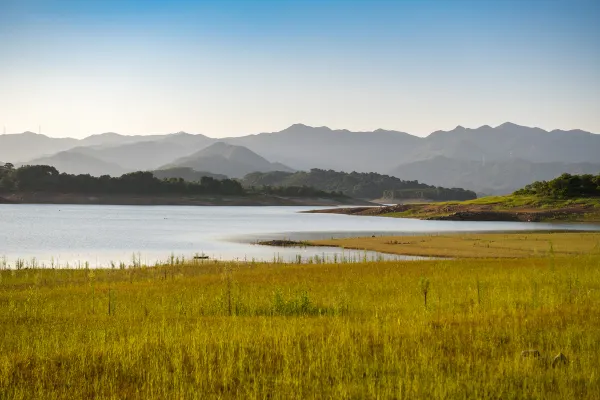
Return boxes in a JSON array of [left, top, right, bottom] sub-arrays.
[[305, 199, 600, 223], [0, 192, 374, 207], [306, 231, 600, 259]]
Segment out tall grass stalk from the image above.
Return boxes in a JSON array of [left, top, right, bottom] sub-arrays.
[[0, 255, 599, 398]]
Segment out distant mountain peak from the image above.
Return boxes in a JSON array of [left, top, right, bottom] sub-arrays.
[[88, 132, 122, 138], [162, 141, 293, 178], [497, 122, 523, 129], [286, 123, 312, 130], [282, 123, 334, 132]]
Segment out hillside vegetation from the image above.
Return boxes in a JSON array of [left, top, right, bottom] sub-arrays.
[[515, 173, 600, 198], [0, 164, 354, 205], [310, 174, 600, 222], [0, 164, 243, 196], [151, 167, 228, 182], [242, 169, 477, 201]]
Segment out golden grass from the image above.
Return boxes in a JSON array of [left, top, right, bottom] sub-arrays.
[[1, 251, 600, 398], [310, 232, 600, 258], [376, 195, 600, 222]]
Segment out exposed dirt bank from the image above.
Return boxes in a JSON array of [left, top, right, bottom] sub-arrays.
[[306, 201, 600, 222], [256, 240, 313, 247]]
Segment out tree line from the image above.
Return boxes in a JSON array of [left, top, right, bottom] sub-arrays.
[[0, 164, 245, 196], [0, 164, 349, 199], [242, 169, 477, 201], [250, 184, 346, 198], [514, 173, 600, 198]]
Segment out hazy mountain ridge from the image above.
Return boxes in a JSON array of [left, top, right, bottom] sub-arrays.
[[20, 151, 128, 177], [222, 124, 420, 172], [2, 131, 214, 164], [162, 142, 294, 178], [68, 139, 206, 172], [412, 123, 600, 164], [391, 156, 600, 195], [3, 131, 216, 177], [0, 132, 78, 163], [5, 123, 600, 194]]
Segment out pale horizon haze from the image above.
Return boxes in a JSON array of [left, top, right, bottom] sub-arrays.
[[1, 0, 599, 138]]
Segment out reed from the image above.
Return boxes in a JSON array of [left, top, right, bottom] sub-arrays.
[[0, 252, 599, 398]]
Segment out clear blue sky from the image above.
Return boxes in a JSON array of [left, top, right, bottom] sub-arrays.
[[1, 0, 599, 138]]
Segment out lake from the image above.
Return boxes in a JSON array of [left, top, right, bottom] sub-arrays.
[[1, 204, 599, 268]]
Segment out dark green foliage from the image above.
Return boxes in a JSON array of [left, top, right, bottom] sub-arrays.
[[151, 167, 228, 182], [0, 163, 16, 190], [271, 289, 323, 316], [242, 169, 477, 200], [0, 164, 345, 198], [514, 173, 600, 198], [250, 184, 346, 199], [0, 164, 244, 196]]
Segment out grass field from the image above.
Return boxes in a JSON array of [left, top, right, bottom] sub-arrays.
[[381, 195, 600, 222], [439, 195, 600, 209], [310, 232, 600, 258], [2, 238, 600, 399]]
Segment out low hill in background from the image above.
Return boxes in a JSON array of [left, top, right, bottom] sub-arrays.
[[242, 169, 477, 201], [163, 142, 293, 179], [0, 132, 78, 163], [19, 151, 128, 177], [58, 133, 216, 172]]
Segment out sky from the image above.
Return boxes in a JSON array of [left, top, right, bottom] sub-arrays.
[[0, 0, 599, 138]]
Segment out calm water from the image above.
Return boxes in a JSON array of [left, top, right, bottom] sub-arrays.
[[1, 204, 599, 267]]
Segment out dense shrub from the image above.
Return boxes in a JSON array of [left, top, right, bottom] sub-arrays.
[[514, 173, 600, 198]]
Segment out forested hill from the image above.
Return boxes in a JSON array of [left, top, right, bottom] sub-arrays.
[[514, 173, 600, 198], [242, 169, 477, 201], [0, 164, 244, 196], [0, 164, 348, 201]]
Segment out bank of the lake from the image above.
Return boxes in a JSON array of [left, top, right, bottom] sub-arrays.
[[0, 192, 372, 206], [308, 231, 600, 258], [307, 195, 600, 222]]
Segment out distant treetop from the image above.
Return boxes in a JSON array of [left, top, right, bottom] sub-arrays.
[[514, 173, 600, 198]]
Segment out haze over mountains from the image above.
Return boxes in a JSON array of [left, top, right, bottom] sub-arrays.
[[3, 123, 600, 194], [161, 142, 294, 179]]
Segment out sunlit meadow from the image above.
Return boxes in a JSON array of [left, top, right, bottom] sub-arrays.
[[1, 249, 599, 399]]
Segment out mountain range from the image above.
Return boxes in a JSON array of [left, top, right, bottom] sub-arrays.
[[3, 123, 600, 194]]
